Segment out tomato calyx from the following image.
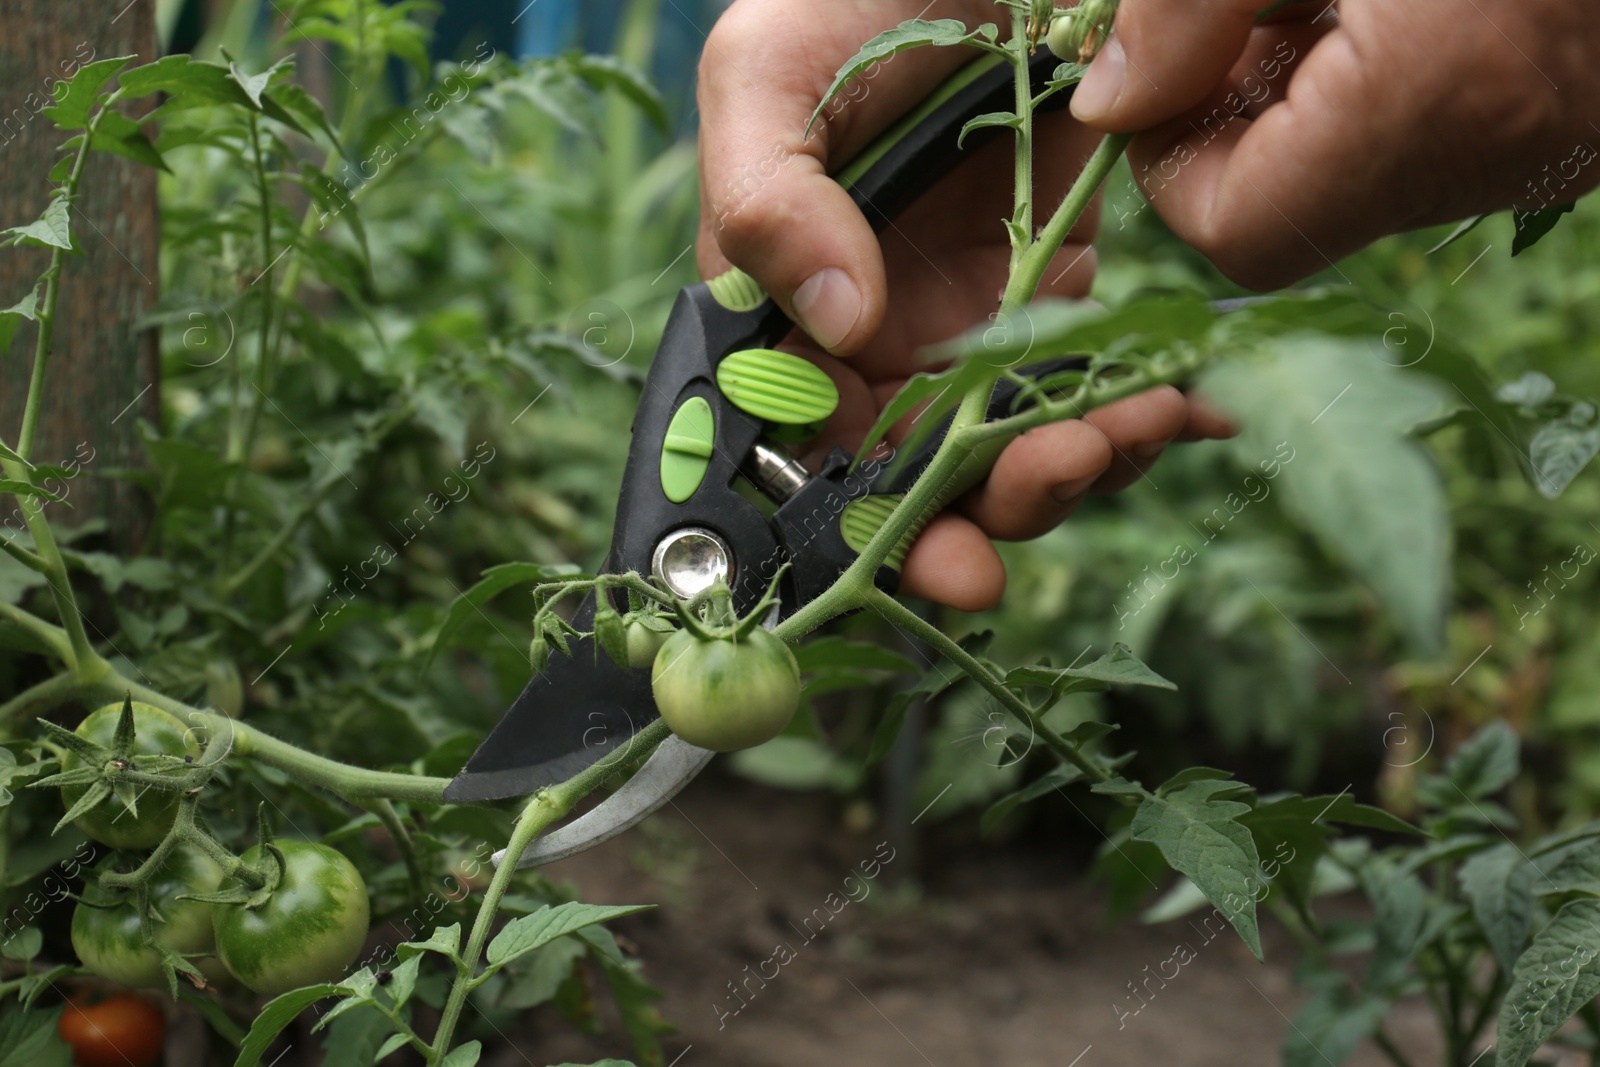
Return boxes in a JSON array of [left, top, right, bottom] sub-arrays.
[[34, 696, 201, 836], [179, 807, 285, 911], [673, 572, 781, 645]]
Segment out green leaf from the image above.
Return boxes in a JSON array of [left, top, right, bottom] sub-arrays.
[[441, 1041, 482, 1067], [86, 110, 168, 171], [0, 1002, 73, 1067], [982, 764, 1085, 832], [491, 936, 588, 1011], [374, 1033, 412, 1061], [570, 55, 669, 133], [956, 111, 1021, 149], [1446, 721, 1520, 799], [0, 288, 39, 360], [0, 480, 67, 505], [1460, 843, 1535, 972], [806, 20, 999, 137], [5, 198, 74, 251], [1496, 898, 1600, 1067], [1282, 987, 1391, 1067], [812, 16, 998, 134], [233, 984, 345, 1067], [399, 922, 462, 963], [1202, 339, 1450, 651], [1427, 214, 1488, 254], [41, 56, 136, 130], [0, 926, 41, 962], [729, 736, 859, 792], [1531, 837, 1600, 896], [228, 60, 273, 108], [485, 902, 653, 972], [1007, 643, 1177, 696], [1511, 201, 1574, 256], [1130, 779, 1263, 958], [426, 561, 581, 669], [1528, 413, 1600, 498], [794, 636, 917, 675], [319, 1007, 394, 1066], [1361, 856, 1431, 989]]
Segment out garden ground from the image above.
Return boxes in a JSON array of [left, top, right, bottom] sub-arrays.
[[510, 771, 1445, 1067]]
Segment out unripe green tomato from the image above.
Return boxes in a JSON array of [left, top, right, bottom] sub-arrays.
[[625, 619, 671, 671], [212, 840, 370, 996], [1045, 13, 1078, 61], [71, 846, 224, 989], [61, 701, 200, 850], [651, 627, 800, 752]]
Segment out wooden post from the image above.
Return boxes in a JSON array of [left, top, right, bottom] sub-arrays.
[[0, 2, 160, 544]]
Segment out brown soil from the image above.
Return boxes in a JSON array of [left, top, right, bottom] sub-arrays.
[[495, 771, 1446, 1067]]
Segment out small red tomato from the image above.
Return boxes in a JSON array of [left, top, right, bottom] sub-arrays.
[[57, 994, 165, 1067]]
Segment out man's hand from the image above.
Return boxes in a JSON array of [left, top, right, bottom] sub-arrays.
[[1071, 0, 1600, 288], [696, 0, 1230, 611]]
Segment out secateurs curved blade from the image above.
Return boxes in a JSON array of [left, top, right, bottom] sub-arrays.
[[448, 51, 1085, 867]]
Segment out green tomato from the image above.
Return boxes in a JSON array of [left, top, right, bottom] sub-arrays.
[[62, 701, 200, 850], [625, 618, 672, 671], [71, 845, 224, 989], [1045, 13, 1078, 61], [651, 627, 800, 751], [213, 840, 371, 996]]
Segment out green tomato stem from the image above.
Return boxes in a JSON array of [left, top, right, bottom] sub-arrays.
[[429, 717, 673, 1063], [1009, 8, 1034, 275], [369, 798, 426, 905], [864, 588, 1107, 782], [1002, 131, 1131, 312]]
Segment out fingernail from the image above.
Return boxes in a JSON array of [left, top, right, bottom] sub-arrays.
[[793, 268, 862, 352], [1071, 37, 1125, 123], [1050, 474, 1097, 505]]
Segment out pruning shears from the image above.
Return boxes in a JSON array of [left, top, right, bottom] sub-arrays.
[[447, 51, 1079, 867]]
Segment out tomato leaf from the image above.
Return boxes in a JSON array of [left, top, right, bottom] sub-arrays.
[[981, 764, 1086, 833], [4, 197, 74, 252], [793, 636, 917, 675], [1528, 410, 1600, 498], [1427, 214, 1488, 254], [1130, 779, 1264, 959], [231, 984, 347, 1067], [956, 110, 1021, 149], [1202, 338, 1451, 652], [1459, 843, 1535, 973], [40, 56, 135, 130], [1444, 720, 1520, 799], [0, 1002, 72, 1067], [425, 561, 583, 670], [1511, 201, 1574, 256], [1007, 643, 1177, 696], [1496, 898, 1600, 1067], [399, 922, 462, 964], [0, 479, 67, 505], [0, 288, 41, 361], [806, 20, 1001, 138], [485, 902, 653, 973], [569, 54, 669, 134], [1281, 985, 1391, 1067], [440, 1040, 482, 1067]]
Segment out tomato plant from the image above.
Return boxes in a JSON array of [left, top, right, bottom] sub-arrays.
[[56, 995, 165, 1067], [0, 0, 1596, 1066]]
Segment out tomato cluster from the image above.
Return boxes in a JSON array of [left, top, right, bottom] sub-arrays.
[[61, 702, 373, 1005]]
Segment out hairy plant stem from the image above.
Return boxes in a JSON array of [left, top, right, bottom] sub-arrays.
[[1003, 131, 1131, 312], [370, 797, 426, 904], [867, 588, 1107, 781], [428, 718, 673, 1063], [1009, 8, 1033, 275]]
